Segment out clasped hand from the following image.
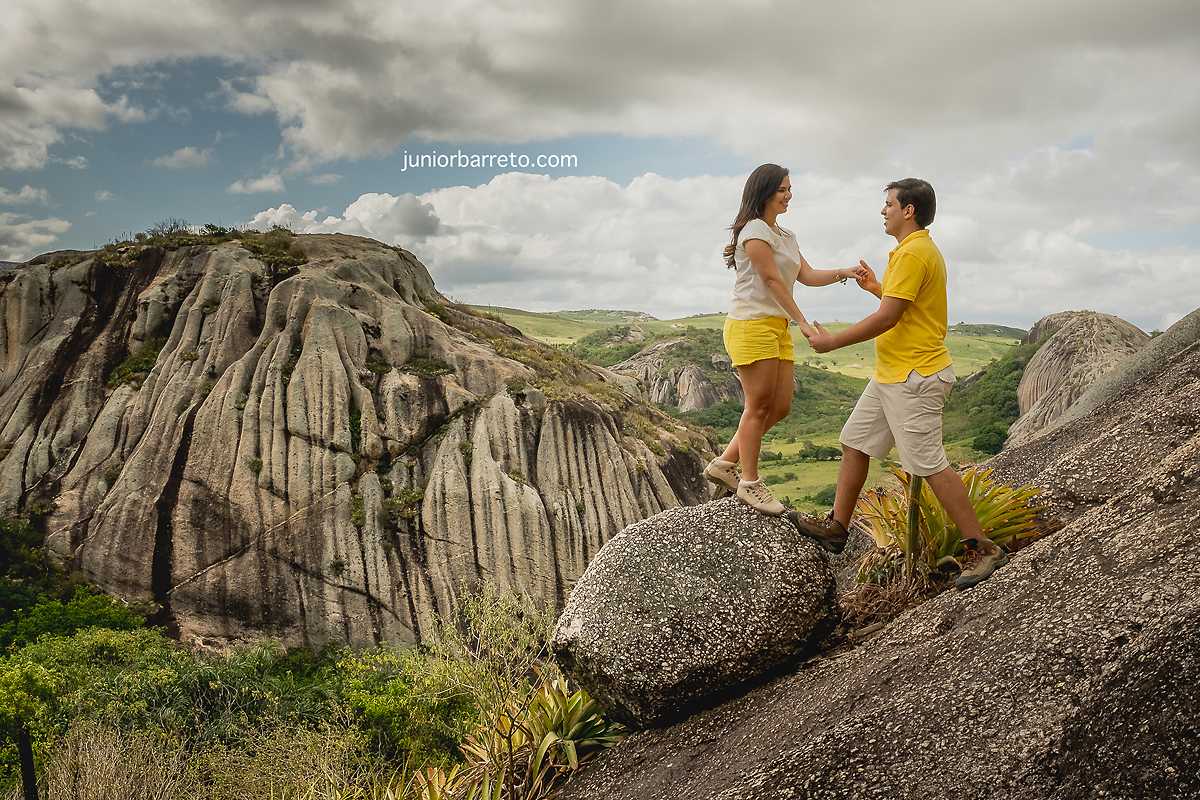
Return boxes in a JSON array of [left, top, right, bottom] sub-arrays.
[[805, 260, 878, 353]]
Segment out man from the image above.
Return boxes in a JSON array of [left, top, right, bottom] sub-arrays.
[[797, 178, 1008, 590]]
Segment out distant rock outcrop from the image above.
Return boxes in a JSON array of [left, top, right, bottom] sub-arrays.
[[551, 498, 837, 729], [0, 234, 711, 653], [612, 338, 745, 412], [1005, 310, 1149, 447], [558, 308, 1200, 800]]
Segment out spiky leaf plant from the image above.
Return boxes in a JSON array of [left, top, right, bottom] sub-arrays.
[[855, 464, 1045, 575]]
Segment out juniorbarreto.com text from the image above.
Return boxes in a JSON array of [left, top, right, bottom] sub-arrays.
[[400, 150, 578, 171]]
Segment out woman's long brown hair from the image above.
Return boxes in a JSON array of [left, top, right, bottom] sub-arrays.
[[723, 163, 789, 269]]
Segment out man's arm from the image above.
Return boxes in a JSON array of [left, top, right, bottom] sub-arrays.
[[806, 295, 910, 353]]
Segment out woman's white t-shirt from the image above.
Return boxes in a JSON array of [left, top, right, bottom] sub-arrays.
[[729, 218, 801, 320]]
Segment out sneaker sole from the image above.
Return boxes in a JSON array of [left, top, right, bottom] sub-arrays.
[[787, 511, 847, 554], [703, 466, 739, 498]]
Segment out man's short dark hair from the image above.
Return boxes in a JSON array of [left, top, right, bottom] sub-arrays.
[[886, 178, 936, 228]]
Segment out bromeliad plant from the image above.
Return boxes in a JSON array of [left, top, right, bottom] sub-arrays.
[[404, 667, 626, 800], [854, 464, 1044, 578]]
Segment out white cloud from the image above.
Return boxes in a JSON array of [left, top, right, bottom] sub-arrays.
[[246, 191, 441, 243], [3, 0, 1198, 331], [0, 213, 71, 261], [6, 0, 1198, 174], [94, 190, 115, 201], [65, 156, 89, 169], [150, 146, 215, 169], [228, 172, 285, 194], [307, 173, 342, 185], [247, 169, 1200, 332], [0, 185, 51, 205]]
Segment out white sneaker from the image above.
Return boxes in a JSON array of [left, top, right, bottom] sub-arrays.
[[737, 478, 786, 515], [703, 458, 740, 499]]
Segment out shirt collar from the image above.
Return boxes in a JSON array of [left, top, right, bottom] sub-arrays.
[[890, 228, 930, 252]]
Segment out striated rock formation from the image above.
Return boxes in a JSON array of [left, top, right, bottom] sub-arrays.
[[558, 308, 1200, 800], [551, 498, 838, 729], [0, 234, 711, 653], [1005, 310, 1148, 447], [611, 338, 745, 412]]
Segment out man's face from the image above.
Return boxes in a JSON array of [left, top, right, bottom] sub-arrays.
[[881, 189, 913, 237]]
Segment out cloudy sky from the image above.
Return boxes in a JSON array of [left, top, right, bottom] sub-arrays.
[[3, 0, 1198, 332]]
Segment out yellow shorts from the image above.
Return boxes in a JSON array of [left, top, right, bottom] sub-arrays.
[[723, 316, 795, 367]]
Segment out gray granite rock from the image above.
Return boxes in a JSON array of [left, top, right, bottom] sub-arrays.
[[1006, 310, 1149, 448], [551, 497, 838, 729], [0, 234, 712, 653], [557, 307, 1200, 800]]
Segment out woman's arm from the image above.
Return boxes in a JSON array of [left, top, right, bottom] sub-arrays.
[[745, 238, 816, 338], [797, 253, 868, 287]]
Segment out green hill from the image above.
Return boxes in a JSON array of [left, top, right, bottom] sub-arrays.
[[479, 306, 1026, 379]]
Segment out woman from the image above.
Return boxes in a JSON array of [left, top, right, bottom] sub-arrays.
[[705, 163, 863, 514]]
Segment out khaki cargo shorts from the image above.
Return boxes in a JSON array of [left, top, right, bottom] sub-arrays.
[[839, 365, 955, 477]]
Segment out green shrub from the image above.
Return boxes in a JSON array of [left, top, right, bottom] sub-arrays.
[[972, 422, 1009, 454], [239, 227, 307, 270], [102, 460, 123, 487], [365, 351, 393, 374], [107, 338, 167, 388], [0, 586, 144, 650], [407, 357, 454, 376], [813, 483, 838, 506]]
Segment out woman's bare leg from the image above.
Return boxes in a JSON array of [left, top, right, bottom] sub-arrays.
[[719, 359, 794, 481]]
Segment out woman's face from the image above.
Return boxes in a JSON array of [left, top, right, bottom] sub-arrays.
[[765, 177, 792, 218]]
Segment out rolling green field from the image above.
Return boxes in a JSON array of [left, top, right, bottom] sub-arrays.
[[470, 306, 729, 345], [479, 306, 1025, 380]]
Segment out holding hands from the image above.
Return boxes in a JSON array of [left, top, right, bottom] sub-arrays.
[[852, 260, 881, 297], [804, 260, 880, 353]]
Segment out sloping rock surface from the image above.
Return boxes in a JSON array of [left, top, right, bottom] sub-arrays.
[[551, 498, 837, 729], [1006, 310, 1148, 447], [559, 308, 1200, 800], [0, 235, 710, 652]]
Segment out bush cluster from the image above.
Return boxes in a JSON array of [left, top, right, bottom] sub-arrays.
[[0, 580, 625, 799]]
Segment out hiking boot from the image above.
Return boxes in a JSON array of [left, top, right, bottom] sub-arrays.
[[955, 539, 1010, 590], [788, 511, 849, 555], [704, 458, 740, 499], [736, 478, 787, 515]]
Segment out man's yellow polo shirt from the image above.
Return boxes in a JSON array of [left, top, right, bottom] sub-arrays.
[[875, 229, 953, 383]]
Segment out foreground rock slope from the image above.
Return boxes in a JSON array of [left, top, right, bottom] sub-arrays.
[[561, 307, 1200, 800], [0, 234, 710, 652]]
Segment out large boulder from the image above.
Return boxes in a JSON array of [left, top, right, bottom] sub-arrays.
[[557, 308, 1200, 800], [551, 498, 838, 729], [0, 234, 712, 653], [1005, 310, 1149, 447]]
